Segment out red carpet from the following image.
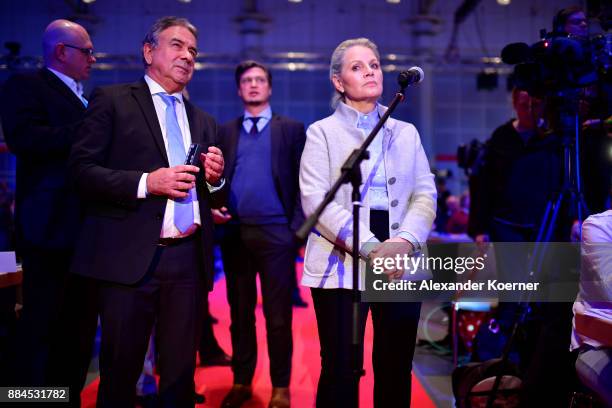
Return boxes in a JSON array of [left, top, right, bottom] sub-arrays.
[[82, 264, 435, 407]]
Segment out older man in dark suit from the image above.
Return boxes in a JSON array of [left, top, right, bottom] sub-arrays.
[[216, 61, 305, 408], [69, 16, 224, 407], [0, 19, 97, 404]]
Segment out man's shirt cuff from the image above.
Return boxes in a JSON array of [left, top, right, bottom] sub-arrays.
[[207, 177, 225, 193], [137, 173, 148, 198]]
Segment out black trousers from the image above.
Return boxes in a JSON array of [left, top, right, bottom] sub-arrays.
[[311, 210, 421, 408], [520, 302, 576, 407], [198, 294, 224, 358], [9, 249, 98, 408], [311, 290, 421, 408], [96, 238, 204, 408], [221, 223, 295, 387], [489, 220, 577, 407]]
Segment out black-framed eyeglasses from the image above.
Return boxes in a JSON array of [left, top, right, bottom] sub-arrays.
[[63, 44, 95, 57]]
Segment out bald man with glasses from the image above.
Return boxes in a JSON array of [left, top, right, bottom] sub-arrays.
[[0, 19, 98, 406]]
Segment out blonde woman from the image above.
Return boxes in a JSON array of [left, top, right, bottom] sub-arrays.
[[299, 38, 436, 407]]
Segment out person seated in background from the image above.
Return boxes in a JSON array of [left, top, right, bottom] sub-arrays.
[[571, 210, 612, 406], [446, 192, 469, 234], [434, 175, 452, 233]]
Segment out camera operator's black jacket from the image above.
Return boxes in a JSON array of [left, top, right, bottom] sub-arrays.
[[468, 120, 562, 240]]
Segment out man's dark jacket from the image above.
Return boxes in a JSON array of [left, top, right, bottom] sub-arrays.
[[1, 68, 85, 252], [69, 79, 224, 290]]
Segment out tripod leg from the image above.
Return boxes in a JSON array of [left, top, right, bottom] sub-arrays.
[[535, 198, 555, 243], [529, 193, 564, 282]]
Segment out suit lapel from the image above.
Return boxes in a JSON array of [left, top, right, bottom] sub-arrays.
[[184, 99, 202, 145], [225, 118, 242, 182], [131, 79, 169, 166], [185, 99, 208, 183], [42, 68, 86, 113], [270, 114, 282, 180]]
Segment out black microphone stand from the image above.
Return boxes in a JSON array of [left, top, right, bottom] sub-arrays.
[[297, 79, 409, 407]]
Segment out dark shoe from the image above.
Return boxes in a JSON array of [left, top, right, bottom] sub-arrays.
[[291, 291, 308, 308], [200, 350, 232, 367], [208, 312, 219, 324], [194, 391, 206, 404], [135, 394, 159, 408], [268, 387, 290, 408], [221, 384, 252, 408]]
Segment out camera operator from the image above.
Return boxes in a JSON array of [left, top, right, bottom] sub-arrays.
[[468, 87, 580, 407], [553, 5, 589, 39], [553, 5, 612, 215], [468, 88, 560, 246]]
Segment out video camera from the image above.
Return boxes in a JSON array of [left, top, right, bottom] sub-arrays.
[[457, 139, 485, 176], [501, 29, 609, 97]]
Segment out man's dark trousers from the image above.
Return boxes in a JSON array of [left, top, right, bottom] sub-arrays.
[[221, 223, 295, 387]]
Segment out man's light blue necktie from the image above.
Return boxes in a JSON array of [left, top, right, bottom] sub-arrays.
[[159, 93, 193, 233], [76, 82, 88, 107]]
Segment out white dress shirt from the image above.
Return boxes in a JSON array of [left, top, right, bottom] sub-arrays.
[[137, 75, 201, 238], [242, 105, 272, 133], [47, 67, 88, 106], [571, 210, 612, 350]]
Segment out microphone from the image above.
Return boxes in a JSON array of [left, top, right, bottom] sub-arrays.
[[501, 42, 532, 64], [397, 66, 425, 88]]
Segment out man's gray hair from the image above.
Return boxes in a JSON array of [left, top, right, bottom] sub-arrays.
[[142, 16, 197, 67], [329, 38, 380, 109]]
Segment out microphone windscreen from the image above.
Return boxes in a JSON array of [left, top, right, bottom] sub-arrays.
[[409, 66, 425, 83], [501, 43, 531, 64], [398, 66, 424, 88]]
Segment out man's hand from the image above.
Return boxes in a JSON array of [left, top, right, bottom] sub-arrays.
[[211, 207, 232, 224], [200, 146, 224, 186], [147, 165, 199, 198], [369, 237, 416, 280]]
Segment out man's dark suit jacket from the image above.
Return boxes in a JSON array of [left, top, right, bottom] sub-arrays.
[[219, 114, 305, 231], [69, 79, 223, 290], [1, 68, 85, 252]]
